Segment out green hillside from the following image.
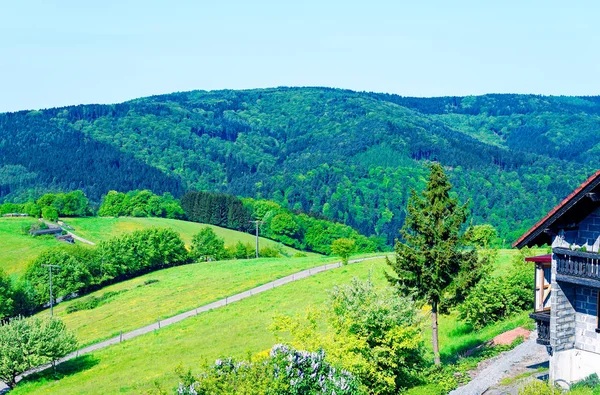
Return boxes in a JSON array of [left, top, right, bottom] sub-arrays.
[[14, 252, 529, 394], [36, 254, 342, 346], [0, 216, 312, 278], [0, 217, 81, 277], [2, 88, 600, 244], [64, 216, 311, 256]]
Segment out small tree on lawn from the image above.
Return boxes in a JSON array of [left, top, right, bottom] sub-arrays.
[[331, 238, 355, 265], [386, 163, 481, 365], [0, 316, 77, 388], [191, 227, 226, 261], [35, 318, 78, 370]]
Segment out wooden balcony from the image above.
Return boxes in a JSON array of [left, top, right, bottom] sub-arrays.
[[554, 247, 600, 287], [530, 310, 551, 346]]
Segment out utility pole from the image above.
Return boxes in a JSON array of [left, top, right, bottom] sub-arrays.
[[42, 264, 61, 317], [249, 220, 265, 258]]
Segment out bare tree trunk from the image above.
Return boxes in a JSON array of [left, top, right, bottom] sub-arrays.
[[432, 301, 441, 365]]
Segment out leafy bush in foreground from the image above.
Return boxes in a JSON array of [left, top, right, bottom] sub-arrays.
[[272, 277, 425, 394], [176, 345, 359, 395]]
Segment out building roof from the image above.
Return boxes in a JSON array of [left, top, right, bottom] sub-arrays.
[[524, 254, 552, 263], [513, 169, 600, 248]]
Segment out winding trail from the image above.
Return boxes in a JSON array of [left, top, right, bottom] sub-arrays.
[[449, 332, 544, 395], [2, 255, 384, 391]]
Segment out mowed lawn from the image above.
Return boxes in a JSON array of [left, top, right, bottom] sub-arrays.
[[64, 216, 312, 256], [17, 251, 536, 394], [0, 217, 77, 277], [35, 255, 355, 346]]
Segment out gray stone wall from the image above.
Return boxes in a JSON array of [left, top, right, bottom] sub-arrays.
[[551, 280, 576, 352], [575, 286, 600, 353], [575, 210, 600, 252]]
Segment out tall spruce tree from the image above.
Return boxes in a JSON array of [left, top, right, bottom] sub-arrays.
[[386, 163, 481, 365]]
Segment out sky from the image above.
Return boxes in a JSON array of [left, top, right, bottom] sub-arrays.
[[0, 0, 598, 112]]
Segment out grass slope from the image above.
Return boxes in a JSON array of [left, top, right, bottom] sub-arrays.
[[0, 216, 314, 278], [16, 250, 533, 394], [64, 217, 311, 256], [0, 218, 77, 277], [39, 255, 350, 346]]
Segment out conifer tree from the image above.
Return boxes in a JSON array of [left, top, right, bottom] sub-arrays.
[[386, 163, 481, 365]]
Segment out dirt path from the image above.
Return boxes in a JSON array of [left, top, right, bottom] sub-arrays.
[[1, 255, 385, 391], [449, 332, 548, 395]]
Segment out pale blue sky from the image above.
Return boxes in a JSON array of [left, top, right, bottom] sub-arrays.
[[1, 0, 597, 112]]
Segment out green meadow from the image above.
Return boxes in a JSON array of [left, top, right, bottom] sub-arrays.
[[15, 250, 536, 394], [65, 216, 312, 255], [37, 255, 351, 346], [0, 217, 78, 277]]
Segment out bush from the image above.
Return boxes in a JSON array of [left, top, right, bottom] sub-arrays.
[[259, 245, 281, 258], [65, 291, 123, 314], [0, 269, 14, 320], [176, 345, 359, 395], [458, 252, 533, 328], [272, 277, 425, 394], [518, 380, 561, 395], [191, 227, 226, 261]]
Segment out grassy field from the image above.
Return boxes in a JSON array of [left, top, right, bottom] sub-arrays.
[[64, 217, 311, 256], [37, 254, 358, 346], [0, 217, 78, 277], [0, 216, 315, 278], [15, 250, 536, 394]]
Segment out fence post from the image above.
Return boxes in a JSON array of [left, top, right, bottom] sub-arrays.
[[120, 330, 123, 342], [158, 320, 161, 329]]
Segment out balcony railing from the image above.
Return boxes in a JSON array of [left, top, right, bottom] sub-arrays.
[[530, 310, 550, 346], [554, 247, 600, 283]]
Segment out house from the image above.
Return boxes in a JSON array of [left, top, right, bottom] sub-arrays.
[[514, 170, 600, 385]]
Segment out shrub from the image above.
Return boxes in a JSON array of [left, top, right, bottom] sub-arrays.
[[518, 380, 561, 395], [458, 252, 533, 328], [272, 277, 425, 394], [191, 227, 226, 261], [65, 291, 123, 314], [0, 269, 14, 320], [259, 245, 281, 258], [176, 345, 359, 395]]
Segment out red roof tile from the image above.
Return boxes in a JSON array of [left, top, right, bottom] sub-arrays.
[[513, 169, 600, 248]]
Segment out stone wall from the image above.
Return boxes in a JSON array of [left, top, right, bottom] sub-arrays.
[[575, 286, 599, 353], [551, 279, 576, 352], [575, 209, 600, 252]]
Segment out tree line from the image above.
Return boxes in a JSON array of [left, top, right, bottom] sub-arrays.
[[181, 191, 384, 254]]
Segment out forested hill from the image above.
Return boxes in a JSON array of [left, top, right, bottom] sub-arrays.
[[2, 87, 600, 244]]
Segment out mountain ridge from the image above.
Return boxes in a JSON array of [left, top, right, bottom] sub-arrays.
[[2, 87, 599, 243]]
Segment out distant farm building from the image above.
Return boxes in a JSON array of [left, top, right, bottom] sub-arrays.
[[2, 213, 28, 217], [30, 227, 63, 236]]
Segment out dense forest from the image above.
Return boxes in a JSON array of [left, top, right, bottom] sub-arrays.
[[2, 88, 600, 244]]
